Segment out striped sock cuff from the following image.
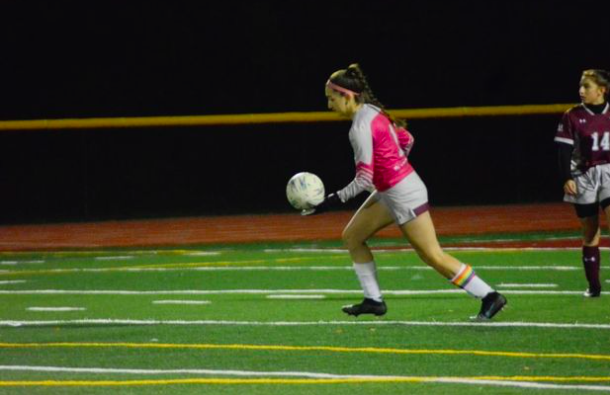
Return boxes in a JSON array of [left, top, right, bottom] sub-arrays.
[[451, 264, 475, 289]]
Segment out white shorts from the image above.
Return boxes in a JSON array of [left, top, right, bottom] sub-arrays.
[[564, 164, 610, 205], [372, 171, 429, 225]]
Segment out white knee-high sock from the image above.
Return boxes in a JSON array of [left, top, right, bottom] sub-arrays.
[[450, 263, 493, 299], [353, 262, 382, 302]]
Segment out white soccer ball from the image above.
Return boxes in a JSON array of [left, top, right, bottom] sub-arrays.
[[286, 172, 325, 210]]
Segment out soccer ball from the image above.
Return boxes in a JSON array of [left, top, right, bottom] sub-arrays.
[[286, 172, 325, 210]]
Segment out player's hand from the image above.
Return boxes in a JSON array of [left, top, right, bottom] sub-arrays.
[[302, 193, 342, 215], [564, 179, 577, 195]]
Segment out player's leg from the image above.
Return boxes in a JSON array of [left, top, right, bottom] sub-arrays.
[[398, 211, 460, 277], [598, 199, 610, 297], [591, 163, 610, 297], [399, 211, 506, 320], [576, 206, 601, 297], [568, 167, 602, 297], [343, 192, 394, 262], [341, 192, 394, 316]]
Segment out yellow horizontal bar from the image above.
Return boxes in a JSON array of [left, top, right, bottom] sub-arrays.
[[1, 342, 607, 361], [391, 103, 575, 119], [0, 103, 575, 131]]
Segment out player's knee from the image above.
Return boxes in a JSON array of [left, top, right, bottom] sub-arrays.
[[582, 226, 600, 245], [341, 228, 365, 250], [583, 235, 600, 246], [583, 234, 599, 246]]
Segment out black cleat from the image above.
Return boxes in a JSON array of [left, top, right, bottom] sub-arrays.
[[584, 288, 601, 298], [342, 298, 387, 317], [473, 292, 507, 321]]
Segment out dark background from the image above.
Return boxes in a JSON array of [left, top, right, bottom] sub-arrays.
[[1, 1, 609, 224]]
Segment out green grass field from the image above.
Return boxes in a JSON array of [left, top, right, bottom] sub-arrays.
[[0, 233, 609, 394]]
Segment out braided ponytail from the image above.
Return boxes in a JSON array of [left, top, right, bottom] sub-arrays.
[[331, 64, 407, 128]]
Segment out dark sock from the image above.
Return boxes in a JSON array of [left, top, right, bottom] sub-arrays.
[[582, 246, 601, 291]]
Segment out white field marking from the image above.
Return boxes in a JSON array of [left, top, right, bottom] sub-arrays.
[[194, 266, 354, 271], [196, 265, 584, 272], [183, 252, 221, 257], [152, 300, 211, 305], [359, 235, 580, 246], [266, 295, 326, 299], [264, 247, 607, 253], [0, 289, 601, 296], [0, 249, 219, 257], [93, 252, 220, 259], [0, 265, 590, 275], [1, 366, 610, 392], [94, 256, 133, 261], [497, 283, 558, 288], [403, 247, 603, 252], [0, 364, 400, 377], [264, 248, 346, 254], [26, 307, 85, 312], [0, 260, 44, 265], [1, 319, 610, 330], [436, 378, 610, 392], [0, 280, 27, 285]]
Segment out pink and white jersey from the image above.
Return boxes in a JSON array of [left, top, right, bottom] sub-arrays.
[[554, 103, 610, 173], [337, 104, 415, 202]]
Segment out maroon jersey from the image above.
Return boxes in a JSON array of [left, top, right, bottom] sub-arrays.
[[554, 103, 610, 173]]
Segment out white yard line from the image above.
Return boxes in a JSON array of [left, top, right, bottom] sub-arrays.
[[189, 265, 584, 272], [266, 295, 326, 299], [0, 289, 600, 296], [1, 319, 609, 330], [183, 252, 221, 257], [0, 265, 595, 274], [497, 283, 558, 288], [265, 247, 610, 253], [0, 260, 45, 265], [0, 280, 27, 285], [435, 378, 610, 392], [152, 300, 211, 305], [264, 248, 346, 254], [94, 256, 134, 261], [0, 365, 608, 391], [0, 364, 391, 377], [26, 307, 85, 312]]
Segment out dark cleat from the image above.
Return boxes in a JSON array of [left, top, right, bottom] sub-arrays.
[[473, 292, 507, 321], [342, 298, 387, 317], [584, 288, 601, 298]]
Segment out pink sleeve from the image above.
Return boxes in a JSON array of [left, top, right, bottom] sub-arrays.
[[396, 127, 415, 155]]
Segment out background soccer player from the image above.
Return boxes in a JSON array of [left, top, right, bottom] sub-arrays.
[[314, 63, 507, 320], [555, 69, 610, 297]]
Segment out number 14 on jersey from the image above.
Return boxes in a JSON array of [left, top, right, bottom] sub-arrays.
[[592, 131, 610, 151]]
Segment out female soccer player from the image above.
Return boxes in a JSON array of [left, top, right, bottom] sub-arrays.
[[555, 69, 610, 298], [314, 63, 507, 320]]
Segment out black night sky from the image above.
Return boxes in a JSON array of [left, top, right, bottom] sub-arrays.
[[1, 1, 609, 223]]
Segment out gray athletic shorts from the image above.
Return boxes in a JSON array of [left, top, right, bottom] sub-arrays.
[[564, 164, 610, 205], [372, 171, 429, 225]]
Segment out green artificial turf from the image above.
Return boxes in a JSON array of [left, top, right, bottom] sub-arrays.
[[0, 234, 608, 394]]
